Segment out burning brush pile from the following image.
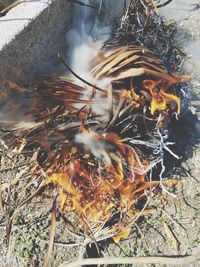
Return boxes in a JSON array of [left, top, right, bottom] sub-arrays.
[[1, 42, 190, 245]]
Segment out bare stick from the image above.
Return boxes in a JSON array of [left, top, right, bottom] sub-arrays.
[[59, 252, 200, 267]]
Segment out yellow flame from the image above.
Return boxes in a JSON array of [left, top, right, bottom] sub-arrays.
[[143, 80, 180, 115]]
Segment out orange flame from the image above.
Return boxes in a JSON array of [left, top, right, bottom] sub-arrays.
[[143, 80, 181, 115]]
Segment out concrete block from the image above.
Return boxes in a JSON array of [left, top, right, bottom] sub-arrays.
[[0, 0, 125, 85], [0, 0, 74, 85]]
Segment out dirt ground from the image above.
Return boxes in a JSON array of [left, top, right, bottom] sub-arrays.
[[0, 1, 200, 267]]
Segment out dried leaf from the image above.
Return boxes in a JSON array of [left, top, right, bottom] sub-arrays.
[[163, 221, 179, 251], [108, 55, 164, 75], [108, 55, 141, 74], [134, 61, 167, 73], [92, 49, 126, 74], [113, 67, 183, 84], [96, 50, 142, 78], [96, 50, 152, 79], [107, 85, 113, 120], [113, 68, 145, 80]]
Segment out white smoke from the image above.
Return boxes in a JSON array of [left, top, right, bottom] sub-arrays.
[[64, 1, 127, 117], [75, 131, 111, 164], [65, 0, 114, 81], [65, 1, 114, 116]]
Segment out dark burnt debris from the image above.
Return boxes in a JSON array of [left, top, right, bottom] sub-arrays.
[[109, 0, 186, 71]]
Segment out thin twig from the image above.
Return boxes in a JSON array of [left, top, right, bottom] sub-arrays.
[[0, 0, 25, 17], [0, 175, 4, 215], [106, 98, 125, 129], [67, 0, 96, 9], [44, 197, 57, 267], [156, 0, 173, 8], [58, 54, 107, 94]]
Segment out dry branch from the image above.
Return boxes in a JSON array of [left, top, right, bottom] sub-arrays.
[[59, 252, 200, 267]]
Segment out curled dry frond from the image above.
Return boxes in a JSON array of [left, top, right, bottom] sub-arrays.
[[91, 45, 190, 116]]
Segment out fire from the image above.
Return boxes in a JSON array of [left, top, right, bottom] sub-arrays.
[[91, 46, 189, 117], [2, 45, 189, 244], [44, 131, 153, 240], [143, 80, 181, 115], [41, 46, 188, 241]]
